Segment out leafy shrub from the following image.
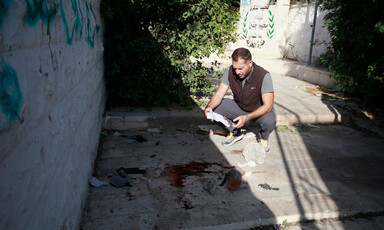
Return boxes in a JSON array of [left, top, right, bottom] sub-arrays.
[[320, 0, 384, 106], [101, 0, 239, 107]]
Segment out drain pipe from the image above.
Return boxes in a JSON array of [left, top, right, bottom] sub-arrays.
[[308, 0, 319, 65]]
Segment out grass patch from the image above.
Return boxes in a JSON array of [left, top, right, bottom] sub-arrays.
[[276, 125, 298, 133]]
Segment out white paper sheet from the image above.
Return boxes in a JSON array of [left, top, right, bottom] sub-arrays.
[[206, 112, 230, 127]]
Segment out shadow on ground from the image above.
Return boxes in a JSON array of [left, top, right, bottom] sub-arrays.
[[80, 103, 384, 229], [79, 58, 384, 228], [80, 114, 277, 229]]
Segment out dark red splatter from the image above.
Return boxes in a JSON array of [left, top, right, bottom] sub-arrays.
[[231, 149, 244, 154], [163, 161, 231, 188]]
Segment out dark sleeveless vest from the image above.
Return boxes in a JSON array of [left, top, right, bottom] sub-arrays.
[[228, 63, 268, 112]]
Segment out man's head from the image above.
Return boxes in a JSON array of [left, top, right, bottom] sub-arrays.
[[231, 48, 253, 78]]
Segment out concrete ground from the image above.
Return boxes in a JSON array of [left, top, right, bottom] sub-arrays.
[[80, 64, 384, 229]]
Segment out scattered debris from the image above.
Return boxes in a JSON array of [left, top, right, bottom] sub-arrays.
[[148, 128, 160, 133], [89, 177, 109, 187], [145, 167, 163, 178], [307, 123, 320, 128], [227, 167, 245, 191], [127, 135, 147, 143], [109, 167, 146, 187], [258, 183, 279, 191], [219, 174, 228, 186], [118, 167, 146, 175], [101, 131, 108, 136], [203, 178, 218, 194], [113, 131, 123, 137], [183, 200, 193, 210], [177, 192, 194, 210], [110, 174, 132, 187], [113, 132, 147, 143]]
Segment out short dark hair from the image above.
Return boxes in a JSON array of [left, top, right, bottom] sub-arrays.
[[232, 48, 252, 61]]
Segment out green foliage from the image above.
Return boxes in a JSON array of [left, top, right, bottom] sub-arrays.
[[279, 219, 291, 229], [320, 0, 384, 106], [101, 0, 239, 107]]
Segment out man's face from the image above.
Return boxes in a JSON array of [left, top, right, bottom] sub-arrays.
[[232, 58, 253, 78]]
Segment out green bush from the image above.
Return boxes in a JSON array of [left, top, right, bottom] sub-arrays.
[[101, 0, 239, 107], [320, 0, 384, 106]]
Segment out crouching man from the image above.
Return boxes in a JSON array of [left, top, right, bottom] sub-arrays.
[[204, 47, 276, 152]]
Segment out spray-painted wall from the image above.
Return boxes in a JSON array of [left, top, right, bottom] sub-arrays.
[[0, 0, 104, 229], [235, 0, 330, 63]]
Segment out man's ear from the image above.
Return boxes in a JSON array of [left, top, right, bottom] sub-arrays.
[[249, 60, 254, 67]]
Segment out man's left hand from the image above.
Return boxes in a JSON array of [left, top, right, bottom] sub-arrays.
[[233, 115, 247, 129]]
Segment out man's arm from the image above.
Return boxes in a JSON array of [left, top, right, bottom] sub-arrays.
[[233, 92, 274, 128], [204, 82, 229, 116]]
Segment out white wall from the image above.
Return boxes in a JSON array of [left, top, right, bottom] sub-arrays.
[[235, 0, 330, 63], [284, 4, 330, 62], [0, 0, 105, 229]]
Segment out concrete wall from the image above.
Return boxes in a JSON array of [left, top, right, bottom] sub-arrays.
[[0, 0, 105, 229], [284, 4, 330, 62], [235, 0, 330, 63]]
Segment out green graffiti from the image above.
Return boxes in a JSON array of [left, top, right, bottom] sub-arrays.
[[84, 2, 100, 48], [243, 11, 249, 39], [61, 0, 84, 45], [60, 0, 100, 48], [0, 62, 23, 122], [0, 0, 13, 27], [267, 10, 274, 38], [24, 0, 57, 26]]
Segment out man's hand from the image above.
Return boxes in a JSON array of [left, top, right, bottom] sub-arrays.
[[204, 82, 229, 117], [233, 115, 247, 129], [204, 107, 213, 117]]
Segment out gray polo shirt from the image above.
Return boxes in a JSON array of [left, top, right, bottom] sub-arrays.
[[221, 67, 274, 94]]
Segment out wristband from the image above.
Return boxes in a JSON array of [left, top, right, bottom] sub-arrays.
[[245, 114, 250, 122]]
